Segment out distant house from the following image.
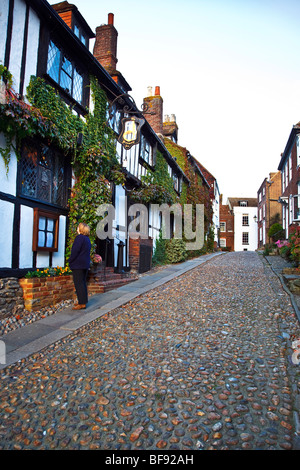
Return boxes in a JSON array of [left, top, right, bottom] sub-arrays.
[[220, 197, 257, 251], [278, 122, 300, 238], [257, 172, 282, 248], [219, 195, 234, 251]]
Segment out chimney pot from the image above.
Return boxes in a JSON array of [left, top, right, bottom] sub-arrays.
[[108, 13, 114, 25], [170, 114, 176, 122], [155, 86, 160, 96], [147, 86, 153, 97]]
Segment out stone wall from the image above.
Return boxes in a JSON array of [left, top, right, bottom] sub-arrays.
[[0, 278, 25, 319]]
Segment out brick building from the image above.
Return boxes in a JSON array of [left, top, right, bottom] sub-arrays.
[[219, 195, 234, 251], [278, 122, 300, 238], [257, 172, 282, 248]]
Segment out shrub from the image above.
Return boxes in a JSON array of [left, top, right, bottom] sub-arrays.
[[165, 238, 187, 264], [268, 223, 285, 242], [152, 231, 168, 265], [289, 226, 300, 266], [279, 244, 291, 260]]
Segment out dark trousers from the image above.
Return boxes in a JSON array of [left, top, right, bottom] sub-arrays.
[[72, 269, 89, 305]]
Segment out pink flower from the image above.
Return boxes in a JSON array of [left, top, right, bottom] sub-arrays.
[[93, 254, 102, 263], [276, 240, 289, 248]]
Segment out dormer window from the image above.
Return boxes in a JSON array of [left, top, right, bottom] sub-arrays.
[[74, 23, 88, 47], [239, 201, 248, 207]]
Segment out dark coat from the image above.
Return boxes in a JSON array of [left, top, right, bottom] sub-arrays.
[[68, 234, 91, 270]]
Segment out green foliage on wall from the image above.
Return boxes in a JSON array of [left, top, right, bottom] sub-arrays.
[[164, 138, 213, 233], [0, 71, 125, 259], [130, 150, 178, 205]]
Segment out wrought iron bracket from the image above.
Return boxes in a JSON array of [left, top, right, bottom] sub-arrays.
[[107, 92, 155, 123]]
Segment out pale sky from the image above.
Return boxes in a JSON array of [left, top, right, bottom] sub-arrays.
[[50, 0, 300, 201]]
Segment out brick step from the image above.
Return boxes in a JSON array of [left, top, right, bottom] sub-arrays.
[[88, 275, 137, 293], [91, 273, 124, 281], [88, 265, 138, 293]]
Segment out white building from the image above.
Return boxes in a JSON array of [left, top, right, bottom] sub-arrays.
[[228, 198, 258, 251]]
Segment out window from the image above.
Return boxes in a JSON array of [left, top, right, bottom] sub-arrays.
[[220, 222, 226, 232], [47, 41, 83, 104], [173, 174, 180, 193], [220, 238, 226, 247], [292, 189, 300, 221], [285, 160, 289, 188], [140, 135, 153, 166], [106, 104, 122, 134], [33, 209, 59, 252], [20, 141, 68, 207], [242, 232, 249, 245], [74, 23, 88, 46], [239, 201, 248, 207], [242, 214, 249, 226], [297, 136, 300, 166]]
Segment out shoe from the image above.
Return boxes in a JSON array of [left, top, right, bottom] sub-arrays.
[[72, 304, 86, 310]]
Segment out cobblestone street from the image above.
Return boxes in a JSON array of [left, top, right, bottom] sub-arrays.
[[0, 251, 300, 452]]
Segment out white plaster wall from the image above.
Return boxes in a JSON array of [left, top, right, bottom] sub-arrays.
[[0, 0, 39, 93], [52, 215, 66, 267], [0, 0, 9, 63], [8, 0, 26, 91], [0, 133, 17, 196], [0, 199, 14, 268], [19, 204, 33, 268], [23, 7, 39, 95], [36, 251, 50, 269]]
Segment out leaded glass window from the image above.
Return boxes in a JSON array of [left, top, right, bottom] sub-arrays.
[[20, 141, 68, 207], [140, 135, 153, 166], [47, 40, 84, 105]]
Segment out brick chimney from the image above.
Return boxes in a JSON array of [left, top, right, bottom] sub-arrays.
[[163, 114, 178, 143], [93, 13, 118, 73], [143, 86, 163, 135]]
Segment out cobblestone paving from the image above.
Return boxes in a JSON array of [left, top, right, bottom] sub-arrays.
[[0, 252, 300, 450]]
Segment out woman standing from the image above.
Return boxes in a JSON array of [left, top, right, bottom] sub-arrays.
[[68, 222, 91, 310]]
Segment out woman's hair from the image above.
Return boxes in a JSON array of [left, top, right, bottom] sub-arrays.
[[78, 222, 90, 236]]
